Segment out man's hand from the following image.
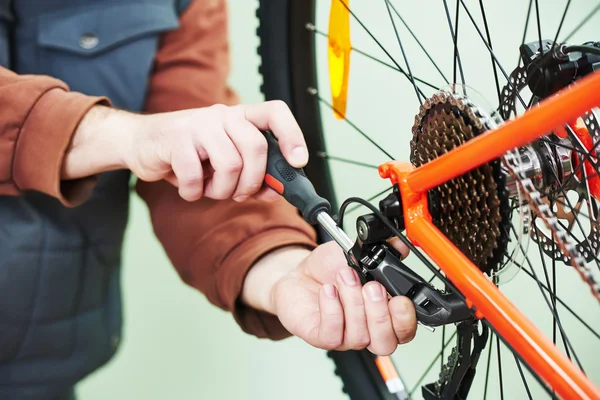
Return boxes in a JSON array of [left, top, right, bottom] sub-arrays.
[[242, 239, 417, 356], [63, 101, 307, 202]]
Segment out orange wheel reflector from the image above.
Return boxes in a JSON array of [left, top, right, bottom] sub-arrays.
[[328, 0, 351, 119]]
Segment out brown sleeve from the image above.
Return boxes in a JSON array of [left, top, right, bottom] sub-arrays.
[[0, 69, 110, 206], [137, 0, 318, 340]]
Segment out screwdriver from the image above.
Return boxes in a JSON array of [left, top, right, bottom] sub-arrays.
[[262, 130, 354, 252], [262, 130, 436, 335]]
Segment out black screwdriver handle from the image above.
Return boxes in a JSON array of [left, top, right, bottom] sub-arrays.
[[262, 130, 331, 225]]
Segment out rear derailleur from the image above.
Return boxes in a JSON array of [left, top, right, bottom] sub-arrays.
[[341, 189, 489, 399]]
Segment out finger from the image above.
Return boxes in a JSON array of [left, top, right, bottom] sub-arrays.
[[241, 101, 308, 168], [164, 171, 178, 187], [389, 296, 417, 345], [317, 284, 344, 350], [223, 117, 269, 201], [387, 236, 410, 260], [170, 140, 204, 201], [200, 129, 243, 200], [253, 186, 282, 203], [336, 267, 370, 350], [362, 281, 398, 356]]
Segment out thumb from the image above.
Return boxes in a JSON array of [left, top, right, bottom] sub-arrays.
[[387, 236, 410, 259]]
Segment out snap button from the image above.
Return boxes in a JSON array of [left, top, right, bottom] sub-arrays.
[[111, 334, 120, 349], [79, 32, 99, 50]]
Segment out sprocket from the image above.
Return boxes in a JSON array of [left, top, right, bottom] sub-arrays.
[[410, 92, 512, 275]]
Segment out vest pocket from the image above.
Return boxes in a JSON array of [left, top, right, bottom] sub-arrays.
[[33, 2, 180, 110]]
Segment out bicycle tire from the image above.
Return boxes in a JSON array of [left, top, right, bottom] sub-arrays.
[[255, 1, 600, 399], [256, 1, 394, 399]]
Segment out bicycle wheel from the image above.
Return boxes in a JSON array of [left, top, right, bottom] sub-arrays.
[[256, 1, 600, 399]]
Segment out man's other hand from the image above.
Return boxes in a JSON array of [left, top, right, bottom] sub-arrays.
[[64, 100, 307, 203]]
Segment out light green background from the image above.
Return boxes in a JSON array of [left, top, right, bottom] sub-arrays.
[[78, 1, 600, 399]]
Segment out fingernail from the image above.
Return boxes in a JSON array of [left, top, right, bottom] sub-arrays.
[[291, 146, 308, 166], [340, 269, 357, 286], [233, 195, 248, 202], [367, 284, 385, 302], [323, 284, 337, 299]]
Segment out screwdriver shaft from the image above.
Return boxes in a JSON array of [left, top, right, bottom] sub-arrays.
[[316, 212, 354, 252]]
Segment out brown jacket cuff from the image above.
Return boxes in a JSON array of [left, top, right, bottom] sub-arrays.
[[12, 88, 111, 207], [219, 228, 317, 340]]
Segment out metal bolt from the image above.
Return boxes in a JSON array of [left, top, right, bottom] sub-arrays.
[[357, 219, 368, 241]]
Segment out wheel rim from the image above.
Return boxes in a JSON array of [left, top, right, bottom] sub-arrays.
[[299, 1, 600, 399]]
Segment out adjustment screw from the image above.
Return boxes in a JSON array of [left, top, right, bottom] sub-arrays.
[[357, 219, 369, 241]]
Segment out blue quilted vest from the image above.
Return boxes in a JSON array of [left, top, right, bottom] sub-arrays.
[[0, 1, 191, 398]]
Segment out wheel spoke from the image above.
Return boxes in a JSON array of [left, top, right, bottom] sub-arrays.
[[534, 0, 544, 61], [312, 90, 396, 159], [387, 1, 449, 84], [532, 221, 576, 360], [478, 0, 501, 105], [552, 233, 558, 346], [408, 330, 458, 397], [456, 0, 528, 108], [519, 264, 600, 342], [552, 133, 600, 196], [441, 325, 446, 371], [337, 0, 429, 97], [483, 334, 493, 400], [384, 0, 424, 104], [551, 0, 572, 50], [514, 354, 533, 400], [311, 27, 441, 90], [520, 0, 534, 50], [514, 225, 586, 373], [315, 152, 380, 169], [563, 2, 600, 42], [344, 186, 393, 216], [549, 167, 600, 272], [497, 336, 505, 400], [442, 0, 466, 86]]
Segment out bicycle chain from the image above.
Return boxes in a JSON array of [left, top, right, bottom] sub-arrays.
[[503, 149, 600, 301], [500, 67, 600, 263]]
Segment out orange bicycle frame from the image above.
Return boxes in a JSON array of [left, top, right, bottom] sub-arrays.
[[379, 70, 600, 399]]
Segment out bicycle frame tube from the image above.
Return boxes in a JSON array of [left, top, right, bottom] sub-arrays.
[[378, 71, 600, 399], [406, 70, 600, 193]]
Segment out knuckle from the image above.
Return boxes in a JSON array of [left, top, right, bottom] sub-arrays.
[[208, 183, 236, 200], [323, 339, 342, 351], [372, 312, 391, 326], [181, 172, 203, 185], [320, 330, 343, 350], [268, 99, 290, 112], [221, 160, 243, 174], [234, 182, 262, 198], [209, 103, 229, 114], [350, 335, 371, 350], [252, 137, 268, 156], [343, 291, 364, 308], [327, 314, 345, 330], [376, 345, 396, 357], [398, 329, 417, 345], [245, 181, 264, 193]]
